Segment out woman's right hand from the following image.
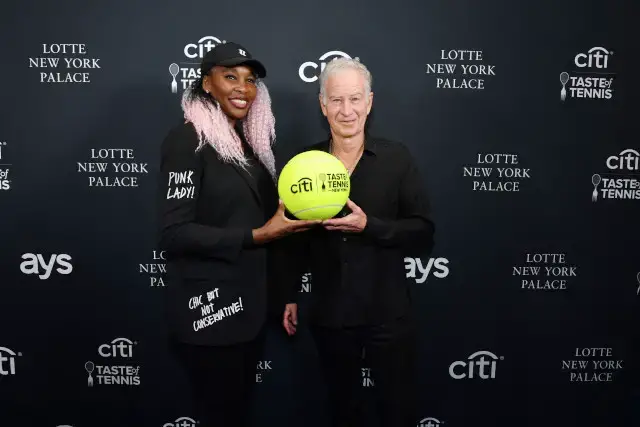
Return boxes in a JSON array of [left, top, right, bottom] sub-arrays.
[[283, 303, 298, 336], [252, 200, 320, 245]]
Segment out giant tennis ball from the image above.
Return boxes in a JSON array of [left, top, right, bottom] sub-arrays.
[[278, 150, 350, 220]]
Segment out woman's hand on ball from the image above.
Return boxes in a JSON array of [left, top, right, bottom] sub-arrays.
[[252, 201, 320, 244], [322, 200, 367, 233]]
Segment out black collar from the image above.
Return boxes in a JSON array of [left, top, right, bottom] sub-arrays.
[[321, 136, 377, 156]]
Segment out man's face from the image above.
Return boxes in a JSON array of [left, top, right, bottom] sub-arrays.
[[320, 68, 373, 140]]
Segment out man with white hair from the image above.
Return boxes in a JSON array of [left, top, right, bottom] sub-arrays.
[[280, 57, 435, 427]]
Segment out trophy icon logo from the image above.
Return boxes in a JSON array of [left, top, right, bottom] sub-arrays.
[[560, 72, 570, 102], [591, 174, 602, 202], [319, 173, 327, 191], [85, 361, 95, 387], [169, 63, 180, 94]]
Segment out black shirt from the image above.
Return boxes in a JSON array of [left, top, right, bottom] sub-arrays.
[[281, 136, 435, 327]]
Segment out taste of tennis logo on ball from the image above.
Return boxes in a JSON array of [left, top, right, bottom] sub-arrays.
[[278, 151, 350, 220]]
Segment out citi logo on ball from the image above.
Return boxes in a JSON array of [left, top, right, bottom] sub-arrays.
[[290, 177, 314, 194]]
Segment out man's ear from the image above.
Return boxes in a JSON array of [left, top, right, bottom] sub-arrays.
[[319, 94, 328, 117]]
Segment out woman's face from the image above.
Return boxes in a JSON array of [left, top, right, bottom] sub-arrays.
[[202, 65, 258, 121]]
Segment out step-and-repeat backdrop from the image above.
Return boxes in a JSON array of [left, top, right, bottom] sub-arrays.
[[0, 0, 636, 426]]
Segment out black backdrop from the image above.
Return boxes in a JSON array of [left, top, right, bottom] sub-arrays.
[[0, 1, 637, 426]]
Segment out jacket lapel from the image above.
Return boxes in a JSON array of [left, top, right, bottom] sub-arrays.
[[231, 163, 262, 206], [200, 144, 263, 207]]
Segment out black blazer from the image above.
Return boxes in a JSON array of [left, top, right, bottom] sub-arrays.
[[157, 122, 276, 346]]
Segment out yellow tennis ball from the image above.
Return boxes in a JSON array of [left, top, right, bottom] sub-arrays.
[[278, 150, 351, 220]]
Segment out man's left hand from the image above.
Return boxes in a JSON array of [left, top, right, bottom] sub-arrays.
[[322, 199, 367, 233]]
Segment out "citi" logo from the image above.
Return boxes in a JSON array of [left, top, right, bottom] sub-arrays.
[[449, 350, 503, 380], [0, 347, 22, 375], [290, 177, 313, 194]]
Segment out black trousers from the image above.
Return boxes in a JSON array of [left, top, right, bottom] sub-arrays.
[[170, 329, 266, 427], [310, 314, 417, 427]]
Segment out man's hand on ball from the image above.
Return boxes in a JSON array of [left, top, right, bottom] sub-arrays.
[[322, 200, 367, 233]]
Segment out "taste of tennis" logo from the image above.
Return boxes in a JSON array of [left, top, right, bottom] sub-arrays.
[[169, 36, 226, 93], [559, 47, 615, 102], [591, 149, 640, 202]]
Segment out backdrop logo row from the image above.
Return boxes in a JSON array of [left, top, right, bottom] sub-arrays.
[[53, 418, 200, 427], [17, 253, 639, 297], [300, 257, 450, 293], [0, 339, 271, 388], [363, 347, 624, 386], [4, 343, 625, 385], [164, 37, 616, 104], [361, 350, 504, 388], [23, 38, 616, 100], [55, 418, 447, 427], [168, 37, 358, 92]]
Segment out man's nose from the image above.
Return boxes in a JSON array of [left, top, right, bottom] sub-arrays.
[[340, 100, 353, 115]]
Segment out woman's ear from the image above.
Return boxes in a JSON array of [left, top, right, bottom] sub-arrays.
[[202, 74, 211, 94]]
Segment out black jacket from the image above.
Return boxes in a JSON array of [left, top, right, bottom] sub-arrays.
[[157, 122, 278, 346]]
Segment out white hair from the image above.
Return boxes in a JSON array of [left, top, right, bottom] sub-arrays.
[[319, 57, 372, 104]]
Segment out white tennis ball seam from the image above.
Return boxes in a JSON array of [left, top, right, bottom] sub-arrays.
[[291, 204, 345, 215]]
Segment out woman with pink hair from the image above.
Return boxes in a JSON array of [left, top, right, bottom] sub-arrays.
[[157, 42, 317, 427]]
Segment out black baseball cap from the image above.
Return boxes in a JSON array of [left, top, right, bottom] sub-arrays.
[[200, 42, 267, 78]]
